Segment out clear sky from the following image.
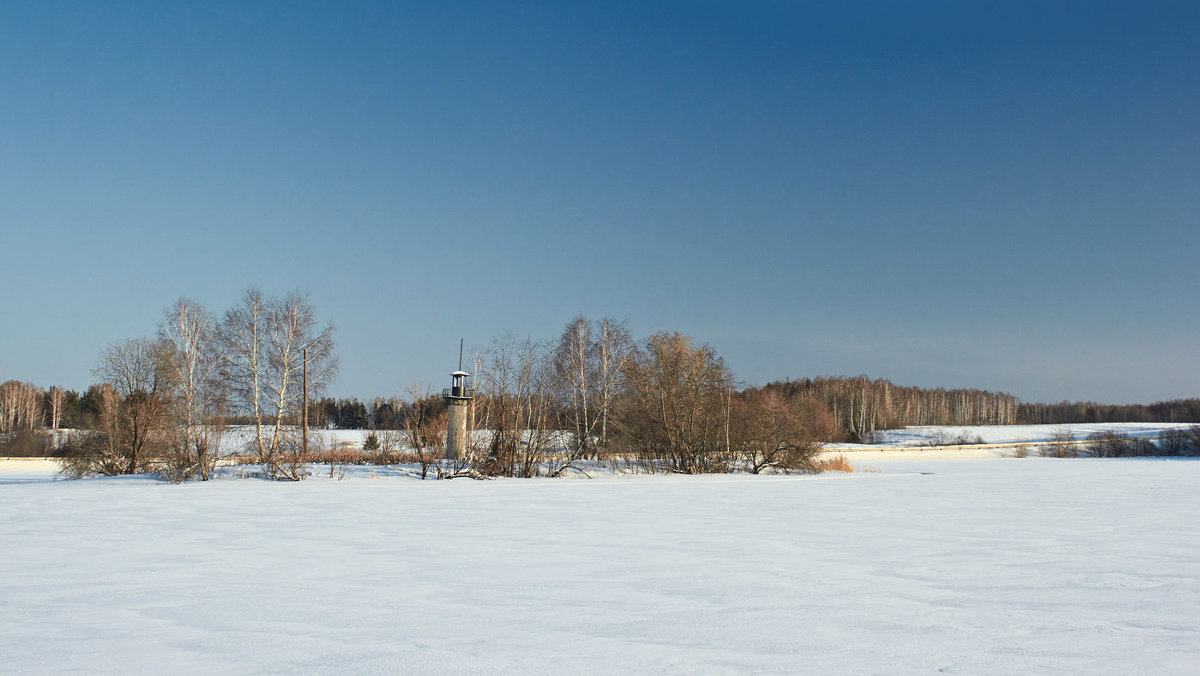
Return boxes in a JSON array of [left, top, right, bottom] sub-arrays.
[[1, 1, 1197, 404]]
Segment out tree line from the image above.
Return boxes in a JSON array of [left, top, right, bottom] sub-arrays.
[[5, 298, 1200, 479], [752, 377, 1200, 440], [1016, 399, 1200, 425]]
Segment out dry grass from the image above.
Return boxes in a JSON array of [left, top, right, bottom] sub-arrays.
[[814, 454, 855, 473], [812, 454, 880, 473], [228, 442, 424, 466], [307, 444, 425, 465]]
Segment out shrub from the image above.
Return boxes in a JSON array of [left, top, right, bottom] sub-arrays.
[[0, 430, 54, 457], [1157, 426, 1200, 456], [1083, 431, 1155, 458], [1041, 429, 1079, 458], [922, 430, 985, 447], [57, 431, 129, 478]]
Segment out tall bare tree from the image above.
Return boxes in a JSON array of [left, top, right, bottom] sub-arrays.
[[220, 288, 270, 461], [594, 318, 631, 451], [220, 289, 336, 478], [479, 333, 555, 477], [159, 299, 226, 480], [555, 316, 594, 458], [401, 383, 448, 479], [618, 332, 734, 473], [263, 293, 336, 470], [47, 386, 64, 430], [553, 316, 632, 459]]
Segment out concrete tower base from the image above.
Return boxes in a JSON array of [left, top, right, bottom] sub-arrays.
[[446, 400, 469, 461]]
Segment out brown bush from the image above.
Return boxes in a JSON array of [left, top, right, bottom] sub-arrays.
[[730, 391, 833, 473], [0, 430, 55, 457], [1083, 431, 1157, 458], [1041, 429, 1079, 458]]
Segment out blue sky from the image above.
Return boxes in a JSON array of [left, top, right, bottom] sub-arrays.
[[1, 1, 1197, 403]]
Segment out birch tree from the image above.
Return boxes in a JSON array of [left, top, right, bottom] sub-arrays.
[[220, 288, 270, 461], [479, 333, 555, 477], [47, 386, 63, 430], [159, 299, 226, 480], [220, 289, 336, 478], [0, 381, 43, 433], [554, 316, 594, 458], [553, 316, 632, 458]]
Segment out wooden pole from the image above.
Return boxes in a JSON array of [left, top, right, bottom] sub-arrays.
[[303, 347, 309, 455]]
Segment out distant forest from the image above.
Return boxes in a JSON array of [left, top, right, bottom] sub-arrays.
[[751, 377, 1200, 441]]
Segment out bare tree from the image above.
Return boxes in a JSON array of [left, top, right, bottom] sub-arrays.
[[555, 316, 594, 459], [595, 318, 632, 451], [1041, 428, 1079, 458], [478, 333, 556, 477], [91, 338, 171, 474], [553, 316, 632, 461], [618, 332, 734, 473], [159, 299, 226, 480], [220, 289, 337, 479], [58, 384, 128, 478], [47, 386, 63, 430], [220, 288, 270, 461], [730, 391, 833, 473], [401, 383, 448, 479], [262, 293, 336, 479]]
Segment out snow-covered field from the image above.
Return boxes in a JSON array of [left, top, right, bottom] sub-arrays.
[[2, 456, 1198, 674], [864, 422, 1195, 447], [214, 422, 1195, 456]]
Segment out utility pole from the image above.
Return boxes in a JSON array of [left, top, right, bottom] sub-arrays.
[[303, 346, 309, 455]]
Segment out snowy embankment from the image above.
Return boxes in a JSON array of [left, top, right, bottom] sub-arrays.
[[869, 422, 1193, 446], [2, 458, 1198, 674], [822, 422, 1196, 463]]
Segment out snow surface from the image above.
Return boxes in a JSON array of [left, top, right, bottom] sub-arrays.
[[2, 457, 1199, 674], [861, 422, 1193, 447]]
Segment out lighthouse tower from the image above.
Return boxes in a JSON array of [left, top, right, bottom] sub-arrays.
[[443, 358, 473, 462]]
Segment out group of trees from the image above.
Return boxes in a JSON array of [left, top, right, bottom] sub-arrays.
[[439, 320, 832, 476], [52, 289, 336, 481]]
